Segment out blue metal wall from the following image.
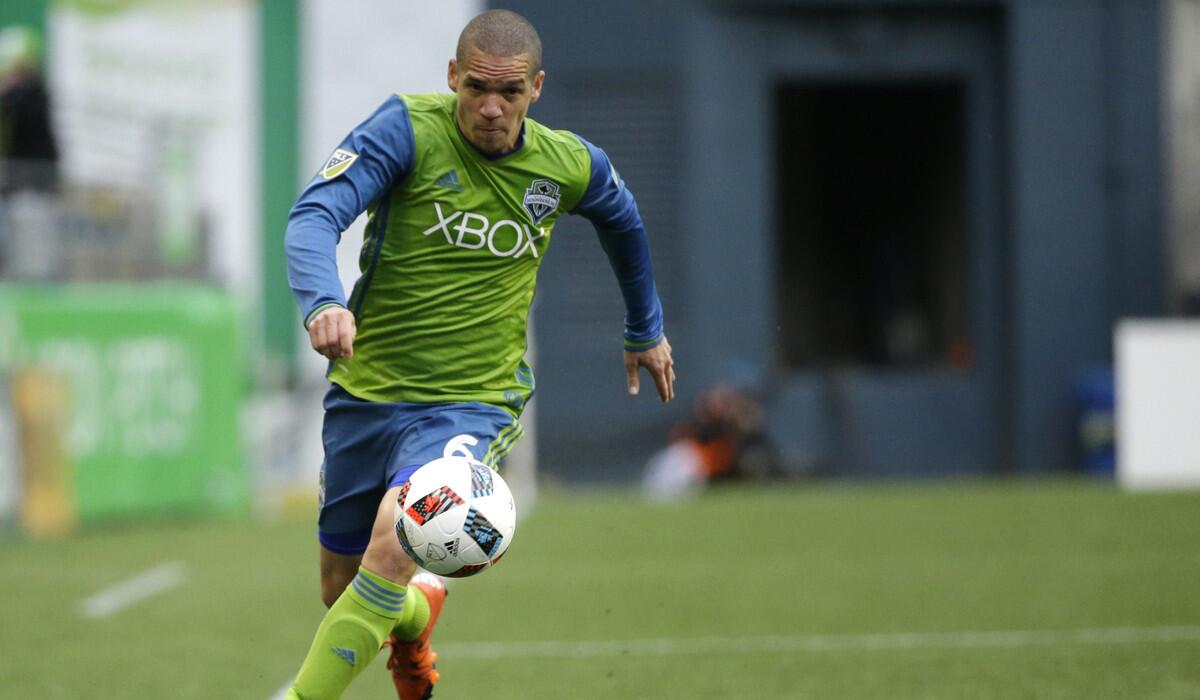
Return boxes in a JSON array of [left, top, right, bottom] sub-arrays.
[[498, 0, 1166, 480], [1007, 0, 1165, 472]]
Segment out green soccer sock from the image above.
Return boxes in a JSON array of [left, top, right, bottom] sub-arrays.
[[288, 567, 407, 700], [391, 583, 431, 641]]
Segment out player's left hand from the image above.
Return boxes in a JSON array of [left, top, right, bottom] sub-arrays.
[[625, 336, 675, 403]]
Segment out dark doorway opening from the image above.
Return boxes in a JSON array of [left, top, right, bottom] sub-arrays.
[[775, 81, 969, 368]]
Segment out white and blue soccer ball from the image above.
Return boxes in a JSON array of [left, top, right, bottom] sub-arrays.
[[394, 456, 516, 578]]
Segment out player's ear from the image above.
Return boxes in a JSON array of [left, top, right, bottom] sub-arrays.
[[447, 58, 459, 92], [529, 70, 545, 103]]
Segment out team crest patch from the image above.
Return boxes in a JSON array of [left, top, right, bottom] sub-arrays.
[[523, 178, 560, 224], [321, 148, 358, 180]]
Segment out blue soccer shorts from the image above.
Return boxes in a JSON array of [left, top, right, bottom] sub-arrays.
[[317, 383, 524, 555]]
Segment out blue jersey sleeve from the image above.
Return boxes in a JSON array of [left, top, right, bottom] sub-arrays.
[[285, 95, 415, 327], [571, 135, 665, 350]]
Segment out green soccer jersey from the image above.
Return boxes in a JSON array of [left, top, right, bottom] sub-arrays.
[[286, 93, 664, 415]]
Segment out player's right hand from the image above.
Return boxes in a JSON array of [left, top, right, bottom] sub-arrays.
[[308, 306, 357, 360], [625, 335, 676, 403]]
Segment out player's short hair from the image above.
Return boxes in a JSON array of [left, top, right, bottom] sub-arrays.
[[457, 9, 543, 76]]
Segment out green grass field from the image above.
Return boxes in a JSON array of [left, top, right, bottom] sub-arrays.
[[2, 480, 1199, 699]]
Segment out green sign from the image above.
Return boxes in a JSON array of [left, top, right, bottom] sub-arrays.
[[0, 284, 248, 521]]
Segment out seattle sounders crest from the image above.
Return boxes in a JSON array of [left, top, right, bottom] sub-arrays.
[[523, 179, 560, 225]]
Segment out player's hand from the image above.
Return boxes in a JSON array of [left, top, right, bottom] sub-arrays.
[[308, 306, 357, 360], [624, 336, 675, 403]]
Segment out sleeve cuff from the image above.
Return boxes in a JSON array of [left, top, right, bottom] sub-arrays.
[[624, 334, 664, 352], [304, 302, 346, 329]]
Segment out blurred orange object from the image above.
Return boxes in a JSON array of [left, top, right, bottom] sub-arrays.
[[11, 367, 77, 537]]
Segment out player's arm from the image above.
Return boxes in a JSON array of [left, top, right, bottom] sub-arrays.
[[285, 95, 415, 360], [571, 135, 675, 403]]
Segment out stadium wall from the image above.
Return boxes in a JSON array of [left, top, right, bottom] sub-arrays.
[[502, 0, 1167, 480]]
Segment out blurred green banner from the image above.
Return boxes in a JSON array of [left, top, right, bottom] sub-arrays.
[[0, 284, 247, 521]]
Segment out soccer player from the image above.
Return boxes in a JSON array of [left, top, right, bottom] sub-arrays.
[[282, 9, 674, 699]]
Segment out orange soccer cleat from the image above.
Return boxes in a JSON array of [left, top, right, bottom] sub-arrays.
[[386, 572, 448, 700]]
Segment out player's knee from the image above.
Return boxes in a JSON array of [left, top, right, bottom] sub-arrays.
[[356, 485, 419, 584], [361, 529, 418, 584]]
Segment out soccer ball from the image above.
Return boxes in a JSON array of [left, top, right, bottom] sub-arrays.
[[393, 456, 516, 578]]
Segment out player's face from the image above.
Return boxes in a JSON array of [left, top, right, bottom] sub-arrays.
[[448, 45, 544, 155]]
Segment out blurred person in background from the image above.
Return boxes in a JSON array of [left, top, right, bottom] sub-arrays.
[[0, 25, 59, 279], [643, 384, 782, 499], [283, 9, 674, 699], [0, 25, 57, 194]]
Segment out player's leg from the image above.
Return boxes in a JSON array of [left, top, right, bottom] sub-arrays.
[[286, 385, 420, 699], [385, 571, 446, 698], [377, 463, 446, 700], [382, 402, 520, 698], [309, 383, 395, 608], [319, 548, 360, 608], [289, 485, 423, 700], [315, 518, 435, 637]]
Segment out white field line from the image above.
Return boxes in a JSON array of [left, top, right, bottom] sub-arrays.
[[435, 625, 1200, 661], [80, 561, 188, 619], [264, 625, 1200, 698]]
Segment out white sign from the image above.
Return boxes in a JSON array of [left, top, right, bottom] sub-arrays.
[[49, 2, 259, 300], [34, 336, 199, 460], [1116, 320, 1200, 490]]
